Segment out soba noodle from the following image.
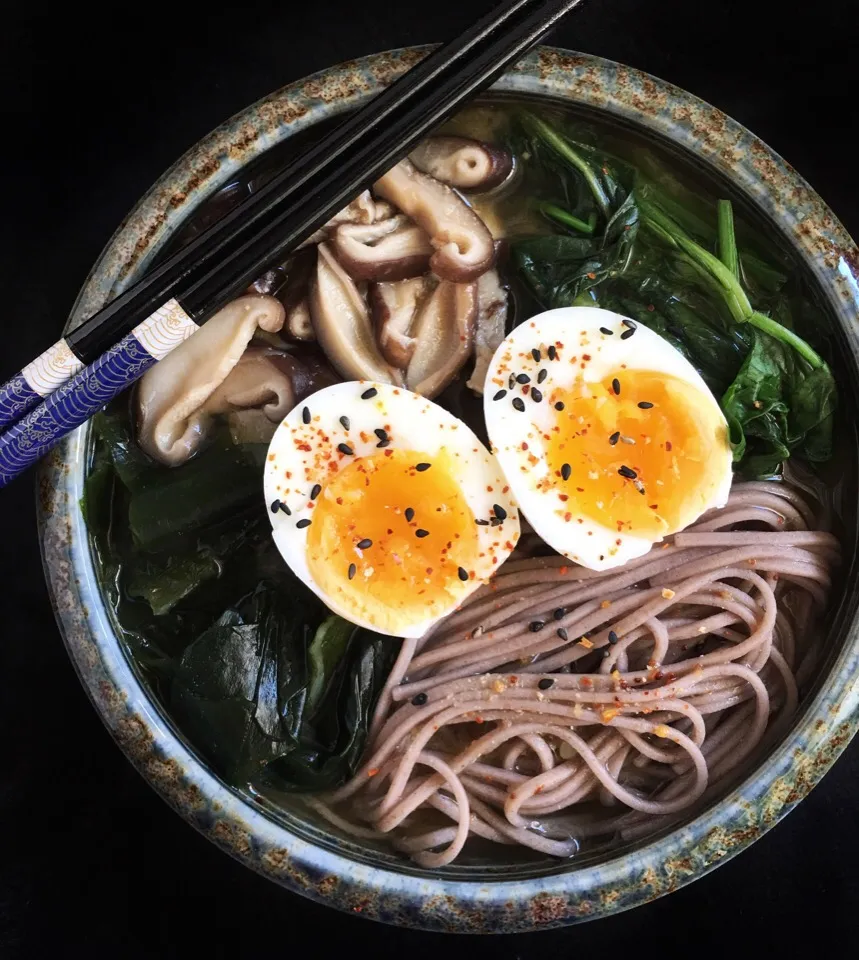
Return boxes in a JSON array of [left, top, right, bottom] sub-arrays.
[[309, 482, 838, 866]]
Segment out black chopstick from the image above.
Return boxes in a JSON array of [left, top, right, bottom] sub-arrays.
[[0, 0, 584, 486]]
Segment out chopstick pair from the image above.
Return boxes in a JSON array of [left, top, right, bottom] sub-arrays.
[[0, 0, 584, 487]]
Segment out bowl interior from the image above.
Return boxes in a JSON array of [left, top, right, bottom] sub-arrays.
[[39, 48, 859, 930], [84, 91, 859, 881]]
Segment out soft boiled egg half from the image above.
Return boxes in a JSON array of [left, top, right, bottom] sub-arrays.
[[483, 306, 732, 571], [264, 381, 520, 638]]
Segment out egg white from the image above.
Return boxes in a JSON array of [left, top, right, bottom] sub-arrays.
[[483, 307, 733, 571], [263, 380, 520, 637]]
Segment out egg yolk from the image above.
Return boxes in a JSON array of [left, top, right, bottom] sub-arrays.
[[545, 370, 728, 538], [305, 448, 480, 633]]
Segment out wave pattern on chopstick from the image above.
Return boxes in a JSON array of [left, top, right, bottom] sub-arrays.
[[0, 303, 198, 484]]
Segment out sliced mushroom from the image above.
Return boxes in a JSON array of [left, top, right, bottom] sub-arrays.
[[217, 347, 339, 445], [286, 299, 315, 341], [467, 268, 509, 395], [204, 346, 296, 422], [369, 277, 429, 369], [309, 243, 404, 385], [374, 160, 496, 283], [299, 190, 395, 247], [409, 136, 513, 192], [406, 280, 477, 399], [136, 295, 286, 466], [331, 215, 433, 282]]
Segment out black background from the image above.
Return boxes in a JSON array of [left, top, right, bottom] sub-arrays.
[[1, 1, 857, 955]]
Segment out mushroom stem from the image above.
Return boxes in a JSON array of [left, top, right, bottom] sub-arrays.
[[374, 159, 496, 283], [409, 136, 513, 192]]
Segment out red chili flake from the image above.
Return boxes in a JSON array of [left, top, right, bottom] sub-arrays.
[[558, 493, 569, 501], [615, 538, 622, 546], [298, 443, 312, 452], [582, 354, 591, 361], [502, 485, 509, 493], [586, 273, 596, 280], [367, 768, 380, 777], [564, 512, 572, 522], [474, 716, 484, 724], [521, 442, 529, 451], [665, 441, 673, 451], [522, 384, 531, 395], [508, 676, 519, 684], [559, 566, 569, 575]]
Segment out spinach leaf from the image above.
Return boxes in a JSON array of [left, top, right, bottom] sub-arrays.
[[170, 582, 396, 792]]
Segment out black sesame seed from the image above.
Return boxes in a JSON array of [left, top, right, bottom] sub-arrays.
[[622, 318, 637, 330], [599, 326, 613, 336], [405, 507, 415, 522], [548, 345, 557, 360], [537, 368, 548, 384], [348, 563, 357, 580], [493, 389, 507, 401], [553, 607, 566, 620], [339, 415, 350, 430], [337, 442, 354, 456], [375, 428, 388, 441], [620, 328, 636, 340], [531, 388, 543, 403], [302, 406, 311, 424], [415, 462, 431, 472], [608, 630, 618, 644], [609, 431, 620, 445], [512, 397, 526, 412], [270, 499, 282, 514], [280, 502, 292, 516], [490, 517, 503, 527], [492, 503, 507, 521], [415, 529, 430, 538], [618, 465, 638, 480], [508, 373, 517, 390], [561, 463, 571, 481], [411, 692, 428, 706], [310, 483, 321, 500], [458, 566, 469, 582], [530, 620, 546, 632], [516, 373, 530, 384], [376, 438, 390, 448], [296, 518, 312, 529], [637, 401, 654, 409], [612, 378, 621, 395], [356, 538, 373, 550], [531, 348, 542, 362], [554, 401, 565, 411], [360, 387, 378, 400], [557, 627, 569, 641], [475, 518, 490, 526], [538, 678, 555, 690]]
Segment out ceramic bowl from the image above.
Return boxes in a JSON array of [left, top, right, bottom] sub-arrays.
[[37, 47, 859, 932]]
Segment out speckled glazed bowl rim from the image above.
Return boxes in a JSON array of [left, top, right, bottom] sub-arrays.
[[37, 47, 859, 933]]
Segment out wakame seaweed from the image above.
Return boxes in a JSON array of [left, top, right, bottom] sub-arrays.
[[510, 110, 838, 478], [171, 583, 395, 791]]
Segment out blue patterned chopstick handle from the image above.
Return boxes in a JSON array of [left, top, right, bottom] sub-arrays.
[[0, 339, 86, 428], [0, 300, 197, 486]]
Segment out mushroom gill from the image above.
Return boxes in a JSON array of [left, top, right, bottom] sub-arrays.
[[136, 295, 286, 466], [331, 216, 433, 282], [409, 136, 513, 192], [373, 159, 496, 283], [309, 243, 404, 385], [405, 280, 477, 399]]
